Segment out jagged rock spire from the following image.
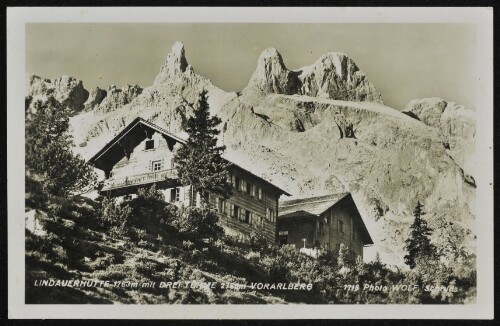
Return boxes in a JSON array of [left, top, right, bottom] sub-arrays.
[[154, 41, 190, 85], [245, 47, 295, 95]]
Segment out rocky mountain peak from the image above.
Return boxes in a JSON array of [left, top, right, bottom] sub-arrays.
[[153, 41, 190, 85], [27, 74, 89, 113], [245, 47, 294, 95], [259, 47, 284, 62], [242, 48, 383, 103]]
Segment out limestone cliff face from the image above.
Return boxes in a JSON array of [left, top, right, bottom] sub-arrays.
[[244, 48, 296, 95], [27, 75, 89, 113], [242, 48, 383, 103], [92, 84, 143, 113], [84, 87, 107, 111], [403, 98, 475, 177], [297, 52, 383, 103], [28, 41, 475, 266], [216, 94, 475, 265]]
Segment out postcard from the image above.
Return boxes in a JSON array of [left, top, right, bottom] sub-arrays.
[[7, 7, 494, 319]]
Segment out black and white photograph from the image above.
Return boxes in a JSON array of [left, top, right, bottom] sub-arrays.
[[7, 7, 494, 319]]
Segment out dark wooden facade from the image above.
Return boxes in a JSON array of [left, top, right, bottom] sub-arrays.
[[277, 193, 373, 258], [88, 117, 289, 242]]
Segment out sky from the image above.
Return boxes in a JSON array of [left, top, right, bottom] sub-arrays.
[[26, 23, 476, 110]]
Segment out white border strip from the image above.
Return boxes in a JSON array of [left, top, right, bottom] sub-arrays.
[[7, 7, 494, 320]]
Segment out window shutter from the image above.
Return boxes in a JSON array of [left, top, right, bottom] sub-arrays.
[[230, 204, 234, 218], [179, 187, 184, 202]]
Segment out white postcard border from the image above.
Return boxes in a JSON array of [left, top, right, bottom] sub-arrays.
[[7, 7, 494, 319]]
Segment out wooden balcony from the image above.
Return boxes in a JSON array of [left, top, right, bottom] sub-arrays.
[[101, 169, 178, 192]]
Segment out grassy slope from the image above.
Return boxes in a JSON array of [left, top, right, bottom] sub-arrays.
[[25, 207, 319, 304]]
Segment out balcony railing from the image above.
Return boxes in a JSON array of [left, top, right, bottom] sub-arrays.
[[101, 169, 178, 191]]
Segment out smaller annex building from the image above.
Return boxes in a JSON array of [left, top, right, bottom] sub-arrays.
[[277, 193, 373, 258]]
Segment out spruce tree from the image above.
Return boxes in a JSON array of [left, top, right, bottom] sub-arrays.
[[174, 90, 232, 205], [26, 96, 96, 198], [404, 201, 437, 269]]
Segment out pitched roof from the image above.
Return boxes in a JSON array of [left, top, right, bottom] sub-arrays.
[[88, 117, 290, 196], [88, 117, 185, 165], [279, 192, 373, 245], [279, 193, 349, 218]]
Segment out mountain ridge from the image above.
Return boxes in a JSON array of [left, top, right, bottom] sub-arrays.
[[26, 41, 476, 266]]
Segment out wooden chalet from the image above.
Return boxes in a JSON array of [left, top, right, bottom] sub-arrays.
[[88, 117, 290, 243], [277, 193, 373, 258]]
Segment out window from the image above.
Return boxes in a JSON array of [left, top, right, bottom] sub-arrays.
[[246, 182, 252, 195], [266, 208, 275, 222], [170, 188, 180, 202], [244, 210, 251, 224], [240, 179, 247, 192], [217, 198, 226, 214], [258, 187, 263, 200], [338, 220, 345, 233], [145, 139, 155, 150], [278, 231, 288, 245], [152, 160, 162, 172], [258, 215, 264, 227], [203, 191, 210, 202], [232, 205, 239, 220], [234, 176, 241, 190]]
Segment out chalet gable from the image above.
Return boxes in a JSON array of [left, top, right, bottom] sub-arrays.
[[88, 117, 185, 174]]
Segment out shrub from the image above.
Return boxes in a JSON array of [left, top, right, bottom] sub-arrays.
[[127, 185, 178, 233], [98, 198, 132, 236], [245, 251, 261, 263], [174, 204, 224, 241], [249, 231, 269, 253]]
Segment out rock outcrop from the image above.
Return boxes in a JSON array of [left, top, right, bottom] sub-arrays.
[[403, 97, 475, 176], [93, 84, 143, 113], [84, 87, 107, 111], [153, 41, 190, 85], [27, 75, 89, 113], [242, 48, 383, 103], [244, 48, 296, 95]]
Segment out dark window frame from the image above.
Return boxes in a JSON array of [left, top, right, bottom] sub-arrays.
[[145, 139, 155, 150]]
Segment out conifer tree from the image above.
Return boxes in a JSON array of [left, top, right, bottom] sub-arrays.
[[404, 201, 437, 269], [174, 90, 232, 205], [26, 96, 96, 198]]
